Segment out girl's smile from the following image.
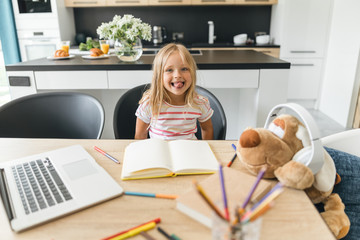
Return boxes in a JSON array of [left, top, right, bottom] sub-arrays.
[[163, 51, 192, 104]]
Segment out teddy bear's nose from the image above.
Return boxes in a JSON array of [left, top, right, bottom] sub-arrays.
[[239, 129, 261, 148]]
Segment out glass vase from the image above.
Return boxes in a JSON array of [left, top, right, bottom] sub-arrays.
[[114, 38, 143, 62]]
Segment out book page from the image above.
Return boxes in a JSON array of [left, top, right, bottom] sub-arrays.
[[168, 140, 219, 174], [121, 139, 173, 178]]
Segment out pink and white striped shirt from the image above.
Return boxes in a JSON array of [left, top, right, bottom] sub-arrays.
[[136, 95, 214, 140]]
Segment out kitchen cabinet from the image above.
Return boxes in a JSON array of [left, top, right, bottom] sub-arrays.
[[148, 0, 191, 6], [270, 0, 332, 107], [107, 0, 148, 6], [64, 0, 106, 7], [235, 0, 277, 5], [283, 58, 323, 99], [191, 0, 234, 6]]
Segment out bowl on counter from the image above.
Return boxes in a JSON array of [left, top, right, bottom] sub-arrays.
[[256, 35, 270, 45], [233, 34, 247, 45]]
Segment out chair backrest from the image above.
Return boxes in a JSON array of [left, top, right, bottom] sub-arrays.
[[113, 84, 227, 140], [0, 92, 105, 139], [321, 128, 360, 157]]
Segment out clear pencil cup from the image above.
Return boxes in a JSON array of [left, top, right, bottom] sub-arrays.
[[211, 212, 262, 240]]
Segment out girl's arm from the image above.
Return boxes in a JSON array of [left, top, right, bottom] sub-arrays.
[[200, 118, 214, 140], [135, 117, 149, 139]]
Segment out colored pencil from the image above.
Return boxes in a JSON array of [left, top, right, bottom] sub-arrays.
[[124, 191, 178, 199], [193, 180, 227, 221], [227, 144, 237, 167], [101, 218, 161, 240], [241, 183, 283, 223], [139, 231, 156, 240], [219, 164, 230, 221], [110, 222, 156, 240], [239, 166, 267, 214], [157, 227, 182, 240], [94, 146, 120, 164]]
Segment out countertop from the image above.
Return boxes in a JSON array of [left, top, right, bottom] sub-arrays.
[[6, 49, 290, 72], [143, 42, 280, 49]]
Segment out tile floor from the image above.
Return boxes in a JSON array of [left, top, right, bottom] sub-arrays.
[[307, 108, 349, 138]]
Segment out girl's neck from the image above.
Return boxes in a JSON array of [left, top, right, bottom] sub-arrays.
[[167, 95, 186, 106]]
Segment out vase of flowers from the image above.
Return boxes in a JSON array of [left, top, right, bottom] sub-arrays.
[[96, 15, 151, 62]]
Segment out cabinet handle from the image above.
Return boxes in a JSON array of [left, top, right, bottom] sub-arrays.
[[158, 0, 183, 2], [245, 0, 269, 1], [291, 64, 315, 67], [72, 1, 98, 4], [202, 0, 226, 2], [115, 0, 140, 2], [290, 51, 316, 54]]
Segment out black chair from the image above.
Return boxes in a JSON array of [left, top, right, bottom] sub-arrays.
[[113, 84, 227, 139], [0, 92, 105, 139]]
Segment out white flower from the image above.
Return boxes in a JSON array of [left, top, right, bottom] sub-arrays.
[[96, 15, 152, 43]]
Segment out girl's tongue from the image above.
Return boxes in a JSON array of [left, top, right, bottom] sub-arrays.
[[172, 81, 184, 88]]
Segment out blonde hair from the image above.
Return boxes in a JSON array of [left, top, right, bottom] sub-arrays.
[[140, 43, 198, 118]]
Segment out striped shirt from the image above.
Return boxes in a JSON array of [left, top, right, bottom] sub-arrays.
[[136, 95, 214, 140]]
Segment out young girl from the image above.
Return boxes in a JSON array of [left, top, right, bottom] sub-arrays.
[[135, 43, 214, 140]]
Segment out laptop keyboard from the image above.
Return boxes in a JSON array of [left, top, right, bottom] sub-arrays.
[[11, 158, 72, 214]]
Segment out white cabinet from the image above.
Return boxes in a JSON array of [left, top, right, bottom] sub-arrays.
[[283, 58, 323, 99], [279, 0, 332, 58], [271, 0, 333, 106]]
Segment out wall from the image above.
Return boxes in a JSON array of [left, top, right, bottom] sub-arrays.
[[319, 0, 360, 128], [73, 6, 272, 44]]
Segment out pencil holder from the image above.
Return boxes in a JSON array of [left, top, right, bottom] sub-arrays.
[[211, 212, 262, 240]]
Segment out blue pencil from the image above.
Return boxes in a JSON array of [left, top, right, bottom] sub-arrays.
[[124, 191, 178, 199]]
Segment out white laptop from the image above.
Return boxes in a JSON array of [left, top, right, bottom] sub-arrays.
[[0, 145, 123, 232]]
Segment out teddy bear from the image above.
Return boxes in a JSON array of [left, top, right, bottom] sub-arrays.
[[237, 113, 350, 239]]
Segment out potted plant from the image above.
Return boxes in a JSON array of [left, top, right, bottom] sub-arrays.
[[97, 15, 152, 62]]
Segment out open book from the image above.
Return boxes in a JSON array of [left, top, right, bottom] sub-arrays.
[[121, 139, 219, 180], [176, 168, 272, 228]]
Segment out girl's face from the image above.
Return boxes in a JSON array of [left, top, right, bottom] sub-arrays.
[[162, 51, 192, 105]]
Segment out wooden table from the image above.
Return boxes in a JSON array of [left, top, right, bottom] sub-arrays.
[[0, 139, 335, 240]]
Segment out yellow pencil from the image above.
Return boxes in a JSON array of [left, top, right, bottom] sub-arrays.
[[109, 222, 156, 240]]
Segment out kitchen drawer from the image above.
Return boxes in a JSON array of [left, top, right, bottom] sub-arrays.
[[197, 70, 258, 88], [35, 71, 108, 89], [192, 0, 234, 5], [284, 58, 323, 99], [64, 0, 106, 7], [235, 0, 277, 5], [149, 0, 191, 5], [108, 71, 152, 89], [107, 0, 148, 5]]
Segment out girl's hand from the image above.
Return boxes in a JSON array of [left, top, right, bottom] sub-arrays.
[[200, 119, 214, 140], [135, 118, 149, 139]]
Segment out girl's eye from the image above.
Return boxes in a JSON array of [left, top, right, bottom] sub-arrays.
[[181, 67, 189, 71], [165, 68, 173, 72]]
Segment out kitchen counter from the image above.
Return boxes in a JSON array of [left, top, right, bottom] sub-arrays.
[[143, 42, 280, 49], [6, 50, 290, 140], [6, 50, 289, 72]]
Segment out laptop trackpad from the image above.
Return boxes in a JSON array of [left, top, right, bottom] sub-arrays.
[[62, 159, 98, 181]]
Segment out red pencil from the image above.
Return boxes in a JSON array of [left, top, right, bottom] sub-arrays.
[[101, 218, 161, 240]]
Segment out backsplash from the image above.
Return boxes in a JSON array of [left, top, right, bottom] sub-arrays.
[[74, 5, 271, 45]]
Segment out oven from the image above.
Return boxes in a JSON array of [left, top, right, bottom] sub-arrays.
[[11, 0, 76, 62], [18, 36, 58, 61], [12, 0, 55, 16]]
